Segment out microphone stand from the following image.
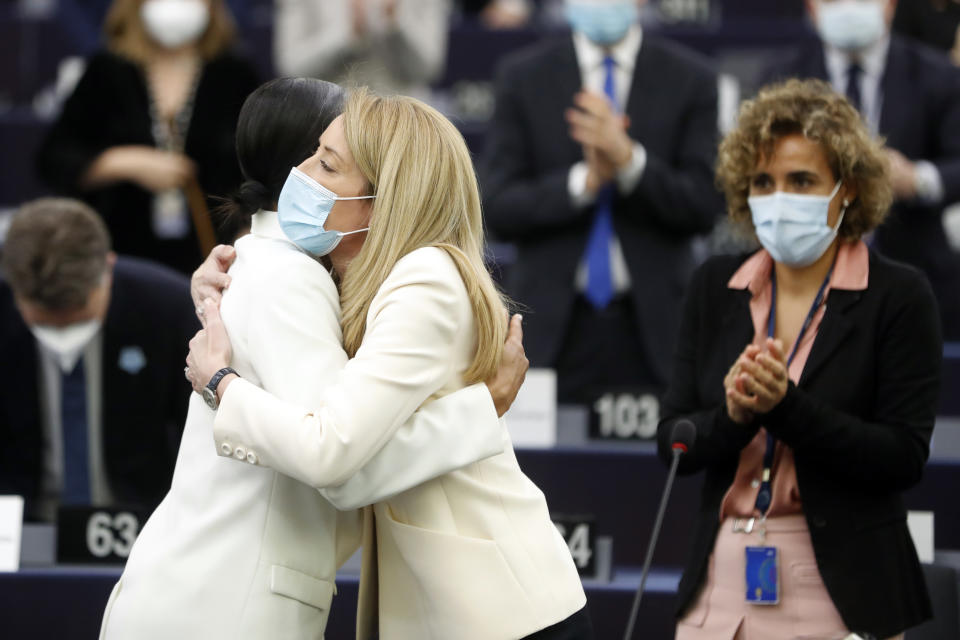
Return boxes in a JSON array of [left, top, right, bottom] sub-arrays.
[[622, 444, 685, 640]]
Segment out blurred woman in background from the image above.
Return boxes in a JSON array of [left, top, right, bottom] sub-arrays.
[[658, 79, 940, 640], [37, 0, 259, 275]]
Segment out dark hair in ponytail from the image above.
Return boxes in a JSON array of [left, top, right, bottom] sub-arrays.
[[218, 77, 346, 229]]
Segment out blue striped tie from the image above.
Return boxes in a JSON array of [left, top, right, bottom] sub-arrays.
[[584, 55, 618, 309], [61, 360, 91, 505]]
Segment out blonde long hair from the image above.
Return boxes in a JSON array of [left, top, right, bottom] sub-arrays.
[[339, 89, 507, 384]]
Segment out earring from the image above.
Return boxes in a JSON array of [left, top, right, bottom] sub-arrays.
[[843, 198, 850, 207]]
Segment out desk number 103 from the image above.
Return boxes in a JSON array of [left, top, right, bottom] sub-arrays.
[[593, 392, 660, 440]]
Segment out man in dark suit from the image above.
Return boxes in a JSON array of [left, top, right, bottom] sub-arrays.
[[481, 0, 720, 408], [765, 0, 960, 338], [0, 198, 198, 521]]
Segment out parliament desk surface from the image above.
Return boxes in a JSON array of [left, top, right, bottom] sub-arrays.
[[4, 444, 959, 639]]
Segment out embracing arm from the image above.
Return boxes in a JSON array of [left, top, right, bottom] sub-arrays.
[[321, 384, 504, 509], [223, 264, 504, 507], [213, 248, 496, 492], [324, 312, 526, 508], [192, 254, 509, 508]]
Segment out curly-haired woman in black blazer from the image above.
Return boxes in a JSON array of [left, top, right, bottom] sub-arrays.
[[658, 79, 941, 640]]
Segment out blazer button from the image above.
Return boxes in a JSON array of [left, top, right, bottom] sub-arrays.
[[220, 443, 233, 456], [246, 452, 258, 465], [234, 447, 247, 460], [812, 515, 827, 528]]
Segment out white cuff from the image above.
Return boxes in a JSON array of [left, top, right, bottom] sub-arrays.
[[616, 142, 647, 195], [568, 161, 597, 209], [914, 160, 945, 205]]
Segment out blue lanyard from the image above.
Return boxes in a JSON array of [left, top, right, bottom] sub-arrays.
[[753, 265, 833, 515]]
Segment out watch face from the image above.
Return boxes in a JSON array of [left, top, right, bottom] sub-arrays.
[[203, 386, 218, 410]]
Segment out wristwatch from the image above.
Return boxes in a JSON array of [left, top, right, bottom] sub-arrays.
[[203, 367, 238, 410]]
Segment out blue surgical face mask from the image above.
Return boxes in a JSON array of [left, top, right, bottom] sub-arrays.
[[565, 0, 638, 46], [277, 167, 374, 257], [748, 181, 847, 267], [816, 0, 886, 51]]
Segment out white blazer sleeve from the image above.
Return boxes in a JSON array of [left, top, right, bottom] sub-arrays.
[[215, 248, 502, 492], [320, 384, 505, 510]]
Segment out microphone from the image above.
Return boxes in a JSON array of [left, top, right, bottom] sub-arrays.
[[622, 418, 696, 640]]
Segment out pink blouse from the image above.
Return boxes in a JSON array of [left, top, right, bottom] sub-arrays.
[[719, 241, 870, 520]]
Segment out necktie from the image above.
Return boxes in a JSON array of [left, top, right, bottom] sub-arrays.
[[845, 63, 863, 114], [61, 360, 91, 505], [584, 55, 618, 309]]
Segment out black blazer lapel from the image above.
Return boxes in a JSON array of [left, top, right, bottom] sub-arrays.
[[799, 289, 862, 387]]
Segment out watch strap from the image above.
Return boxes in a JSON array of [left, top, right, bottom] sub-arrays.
[[206, 367, 238, 398]]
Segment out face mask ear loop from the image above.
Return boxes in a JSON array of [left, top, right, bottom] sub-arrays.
[[826, 180, 846, 231], [828, 180, 843, 200], [834, 197, 850, 232]]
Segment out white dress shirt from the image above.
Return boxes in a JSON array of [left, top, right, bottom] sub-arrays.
[[824, 36, 944, 204], [36, 332, 113, 521], [568, 25, 647, 294]]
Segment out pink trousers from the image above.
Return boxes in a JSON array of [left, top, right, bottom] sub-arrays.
[[675, 515, 904, 640]]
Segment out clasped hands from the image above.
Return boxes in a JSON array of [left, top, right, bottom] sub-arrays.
[[564, 91, 633, 194], [725, 338, 789, 425]]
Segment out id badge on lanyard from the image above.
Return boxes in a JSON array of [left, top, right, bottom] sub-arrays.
[[744, 264, 832, 605], [745, 545, 780, 604]]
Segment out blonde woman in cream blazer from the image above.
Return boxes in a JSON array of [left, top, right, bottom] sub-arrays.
[[99, 79, 512, 640], [187, 90, 589, 639]]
